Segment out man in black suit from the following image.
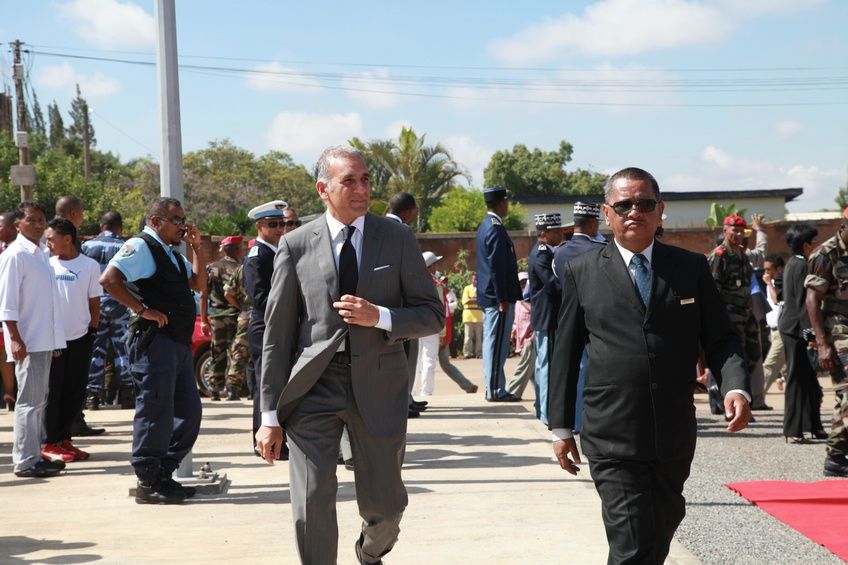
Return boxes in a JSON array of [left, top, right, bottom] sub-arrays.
[[549, 167, 751, 564]]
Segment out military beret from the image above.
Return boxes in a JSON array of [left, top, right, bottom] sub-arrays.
[[723, 215, 746, 228], [248, 200, 288, 220], [573, 201, 601, 219], [843, 207, 848, 219], [220, 235, 243, 246]]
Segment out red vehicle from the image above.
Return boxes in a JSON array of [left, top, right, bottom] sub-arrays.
[[191, 316, 213, 397]]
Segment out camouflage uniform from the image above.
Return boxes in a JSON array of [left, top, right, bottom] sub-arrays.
[[805, 233, 848, 456], [707, 241, 761, 375], [205, 257, 241, 391], [223, 263, 251, 389]]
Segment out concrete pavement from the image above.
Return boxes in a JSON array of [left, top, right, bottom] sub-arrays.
[[0, 356, 702, 564]]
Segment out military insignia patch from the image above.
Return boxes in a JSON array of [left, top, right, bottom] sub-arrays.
[[118, 244, 136, 258], [491, 217, 502, 226], [247, 245, 260, 258]]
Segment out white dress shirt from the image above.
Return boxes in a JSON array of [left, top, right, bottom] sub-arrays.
[[260, 212, 392, 427], [0, 234, 66, 359], [552, 237, 749, 442]]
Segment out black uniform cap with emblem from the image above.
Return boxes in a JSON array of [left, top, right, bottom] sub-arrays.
[[483, 186, 508, 205], [534, 212, 564, 232], [573, 201, 601, 220]]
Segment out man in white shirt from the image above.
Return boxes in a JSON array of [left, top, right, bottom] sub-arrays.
[[0, 201, 66, 477]]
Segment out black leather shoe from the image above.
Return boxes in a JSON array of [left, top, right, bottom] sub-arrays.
[[408, 409, 420, 418], [751, 403, 773, 411], [85, 391, 100, 411], [135, 480, 186, 504], [502, 393, 521, 402], [824, 453, 848, 477], [226, 386, 240, 401], [15, 460, 63, 477], [210, 390, 221, 401], [71, 417, 106, 437], [344, 459, 354, 471], [160, 476, 196, 498], [411, 399, 428, 409]]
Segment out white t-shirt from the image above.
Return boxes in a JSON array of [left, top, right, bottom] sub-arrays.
[[50, 254, 102, 341]]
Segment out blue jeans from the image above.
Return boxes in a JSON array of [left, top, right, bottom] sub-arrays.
[[482, 305, 514, 399], [533, 330, 551, 425], [574, 349, 588, 433]]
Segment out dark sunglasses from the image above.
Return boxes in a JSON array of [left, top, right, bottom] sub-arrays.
[[263, 219, 301, 228], [607, 199, 658, 216], [283, 220, 302, 227], [159, 216, 188, 226]]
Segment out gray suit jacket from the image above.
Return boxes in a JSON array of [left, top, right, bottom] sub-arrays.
[[261, 212, 444, 437]]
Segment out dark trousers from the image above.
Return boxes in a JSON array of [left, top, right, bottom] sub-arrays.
[[589, 455, 692, 565], [129, 332, 202, 482], [45, 333, 94, 443], [781, 332, 823, 437]]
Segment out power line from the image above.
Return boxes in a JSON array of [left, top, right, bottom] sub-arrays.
[[88, 108, 156, 154]]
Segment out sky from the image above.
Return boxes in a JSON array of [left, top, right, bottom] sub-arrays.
[[1, 0, 846, 213]]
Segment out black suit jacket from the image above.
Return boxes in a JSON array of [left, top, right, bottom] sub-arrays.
[[777, 256, 811, 338], [549, 239, 748, 461]]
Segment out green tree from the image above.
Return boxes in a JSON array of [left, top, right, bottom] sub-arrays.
[[31, 91, 46, 137], [704, 202, 748, 228], [47, 101, 65, 150], [428, 188, 526, 232], [66, 85, 94, 157], [836, 174, 848, 209], [350, 126, 468, 230], [483, 140, 605, 198]]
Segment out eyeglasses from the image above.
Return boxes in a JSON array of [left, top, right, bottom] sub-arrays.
[[159, 216, 188, 226], [607, 199, 658, 216], [264, 219, 301, 228]]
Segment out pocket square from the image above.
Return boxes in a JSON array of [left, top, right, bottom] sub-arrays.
[[374, 264, 391, 271], [680, 298, 695, 305]]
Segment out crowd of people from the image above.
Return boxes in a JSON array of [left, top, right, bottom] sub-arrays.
[[1, 149, 846, 563]]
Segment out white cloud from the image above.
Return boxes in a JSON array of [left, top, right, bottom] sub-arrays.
[[665, 145, 842, 212], [36, 63, 120, 97], [59, 0, 155, 48], [342, 69, 400, 109], [265, 111, 363, 159], [773, 120, 802, 140], [383, 120, 411, 139], [488, 0, 823, 64], [441, 135, 491, 187], [244, 62, 322, 93]]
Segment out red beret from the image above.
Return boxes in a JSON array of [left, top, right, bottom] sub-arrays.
[[843, 207, 848, 219], [220, 235, 243, 246], [723, 215, 746, 228]]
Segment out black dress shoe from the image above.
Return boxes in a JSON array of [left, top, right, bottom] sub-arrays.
[[824, 453, 848, 477], [71, 417, 105, 437], [14, 459, 63, 477], [226, 386, 240, 401], [812, 429, 829, 440], [408, 409, 420, 418], [135, 480, 186, 504], [751, 403, 773, 411], [411, 399, 428, 408], [160, 476, 196, 498], [344, 459, 354, 471], [210, 390, 221, 401], [502, 393, 521, 402]]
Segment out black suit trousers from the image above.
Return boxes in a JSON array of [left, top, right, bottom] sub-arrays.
[[588, 455, 692, 565]]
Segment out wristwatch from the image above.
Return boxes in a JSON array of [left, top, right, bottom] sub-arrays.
[[133, 303, 149, 317]]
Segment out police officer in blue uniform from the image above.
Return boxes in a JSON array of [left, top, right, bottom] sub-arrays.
[[243, 200, 288, 459], [476, 186, 522, 401], [552, 201, 606, 433], [100, 197, 206, 504], [528, 213, 566, 425]]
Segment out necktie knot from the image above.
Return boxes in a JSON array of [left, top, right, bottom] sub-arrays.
[[344, 225, 354, 242], [632, 253, 647, 268]]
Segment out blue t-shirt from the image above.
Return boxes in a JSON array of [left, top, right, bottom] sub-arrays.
[[109, 226, 192, 283]]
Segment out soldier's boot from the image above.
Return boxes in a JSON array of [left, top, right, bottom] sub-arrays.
[[824, 453, 848, 477], [118, 385, 135, 410], [211, 389, 221, 401], [85, 390, 100, 411], [226, 386, 240, 401]]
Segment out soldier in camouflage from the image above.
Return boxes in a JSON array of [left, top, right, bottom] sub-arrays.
[[805, 209, 848, 477], [707, 215, 763, 409], [200, 235, 244, 400], [224, 261, 251, 397]]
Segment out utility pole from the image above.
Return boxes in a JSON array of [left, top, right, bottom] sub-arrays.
[[155, 0, 184, 204], [11, 40, 34, 202], [82, 99, 91, 179]]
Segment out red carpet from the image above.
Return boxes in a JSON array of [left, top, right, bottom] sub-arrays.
[[725, 480, 848, 561]]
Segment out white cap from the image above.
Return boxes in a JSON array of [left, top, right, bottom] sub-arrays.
[[422, 251, 443, 267], [248, 200, 288, 220]]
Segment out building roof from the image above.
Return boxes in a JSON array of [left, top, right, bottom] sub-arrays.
[[514, 188, 803, 205]]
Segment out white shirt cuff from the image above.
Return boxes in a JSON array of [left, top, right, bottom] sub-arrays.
[[375, 306, 392, 331], [552, 428, 573, 441], [726, 389, 751, 404], [261, 410, 280, 427]]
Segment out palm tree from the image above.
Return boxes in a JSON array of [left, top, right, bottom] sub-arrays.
[[350, 127, 468, 230]]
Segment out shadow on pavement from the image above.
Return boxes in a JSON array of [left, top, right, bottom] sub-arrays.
[[0, 536, 101, 563]]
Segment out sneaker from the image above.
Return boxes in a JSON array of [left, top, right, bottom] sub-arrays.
[[15, 459, 63, 478], [41, 442, 75, 463], [60, 439, 90, 461]]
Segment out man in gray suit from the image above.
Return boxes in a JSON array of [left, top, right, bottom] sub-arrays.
[[256, 146, 444, 564]]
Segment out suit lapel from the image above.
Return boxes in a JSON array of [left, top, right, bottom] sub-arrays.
[[646, 240, 674, 320], [312, 219, 339, 302], [356, 214, 383, 295], [602, 242, 645, 313]]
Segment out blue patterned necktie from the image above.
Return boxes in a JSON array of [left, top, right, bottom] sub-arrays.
[[631, 253, 651, 307]]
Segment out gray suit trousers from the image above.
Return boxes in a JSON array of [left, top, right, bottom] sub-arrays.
[[287, 360, 407, 565]]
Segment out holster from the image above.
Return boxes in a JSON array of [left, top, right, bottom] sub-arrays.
[[127, 315, 157, 354]]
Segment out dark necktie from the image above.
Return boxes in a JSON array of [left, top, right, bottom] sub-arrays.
[[339, 225, 358, 296], [631, 253, 651, 307]]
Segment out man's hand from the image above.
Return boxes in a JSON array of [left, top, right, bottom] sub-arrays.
[[333, 295, 379, 327], [724, 392, 751, 432], [10, 337, 26, 361], [141, 308, 169, 328], [200, 320, 211, 336], [750, 213, 763, 231], [182, 225, 202, 248], [553, 438, 582, 475], [498, 301, 508, 313], [817, 340, 838, 373], [255, 425, 285, 465]]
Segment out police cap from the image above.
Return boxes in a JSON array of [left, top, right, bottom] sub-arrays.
[[248, 200, 288, 220]]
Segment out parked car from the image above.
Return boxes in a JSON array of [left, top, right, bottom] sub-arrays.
[[192, 316, 212, 397]]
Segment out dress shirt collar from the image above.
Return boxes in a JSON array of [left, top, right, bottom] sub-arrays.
[[142, 225, 170, 250], [572, 232, 592, 241], [255, 237, 278, 253], [486, 211, 503, 222], [614, 238, 654, 268], [14, 232, 47, 255], [385, 213, 403, 224], [325, 211, 366, 241]]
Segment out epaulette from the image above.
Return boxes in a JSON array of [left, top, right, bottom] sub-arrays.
[[490, 216, 502, 226], [247, 246, 260, 258], [538, 243, 548, 252], [713, 246, 725, 256]]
